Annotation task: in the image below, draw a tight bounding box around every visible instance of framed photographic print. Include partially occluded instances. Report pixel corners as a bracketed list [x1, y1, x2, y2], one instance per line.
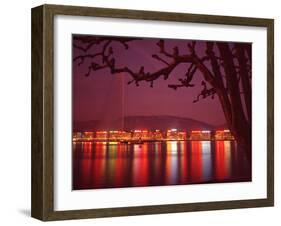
[31, 4, 274, 221]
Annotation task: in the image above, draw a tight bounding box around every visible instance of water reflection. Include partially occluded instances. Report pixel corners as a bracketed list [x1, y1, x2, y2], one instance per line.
[132, 143, 149, 186]
[201, 141, 212, 181]
[73, 141, 251, 190]
[215, 141, 231, 180]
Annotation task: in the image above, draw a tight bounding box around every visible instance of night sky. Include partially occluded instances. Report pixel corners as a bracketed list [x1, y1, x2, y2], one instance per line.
[73, 36, 229, 127]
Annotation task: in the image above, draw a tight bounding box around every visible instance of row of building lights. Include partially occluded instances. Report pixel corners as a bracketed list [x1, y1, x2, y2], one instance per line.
[73, 129, 234, 142]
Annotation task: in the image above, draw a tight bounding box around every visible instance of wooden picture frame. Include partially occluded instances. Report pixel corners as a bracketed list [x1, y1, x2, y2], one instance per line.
[31, 4, 274, 221]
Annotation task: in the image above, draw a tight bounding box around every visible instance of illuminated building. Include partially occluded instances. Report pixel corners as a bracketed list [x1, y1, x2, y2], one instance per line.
[96, 131, 108, 139]
[119, 131, 132, 140]
[190, 130, 211, 140]
[109, 131, 132, 140]
[166, 128, 178, 140]
[166, 129, 187, 140]
[72, 132, 83, 141]
[83, 132, 94, 139]
[153, 130, 163, 140]
[178, 132, 187, 140]
[108, 131, 119, 140]
[132, 130, 149, 140]
[73, 132, 82, 139]
[132, 130, 141, 139]
[141, 130, 149, 140]
[215, 130, 235, 140]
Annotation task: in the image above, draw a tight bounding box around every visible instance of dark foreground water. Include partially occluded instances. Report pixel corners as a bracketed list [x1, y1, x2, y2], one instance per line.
[73, 141, 251, 190]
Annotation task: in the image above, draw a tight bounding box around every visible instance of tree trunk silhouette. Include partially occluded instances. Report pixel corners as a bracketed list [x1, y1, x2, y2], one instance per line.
[216, 43, 251, 167]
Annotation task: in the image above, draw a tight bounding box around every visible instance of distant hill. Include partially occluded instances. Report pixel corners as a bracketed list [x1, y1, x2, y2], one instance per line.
[73, 115, 215, 132]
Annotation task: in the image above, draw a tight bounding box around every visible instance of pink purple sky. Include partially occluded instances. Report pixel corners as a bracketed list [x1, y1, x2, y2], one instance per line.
[73, 36, 230, 126]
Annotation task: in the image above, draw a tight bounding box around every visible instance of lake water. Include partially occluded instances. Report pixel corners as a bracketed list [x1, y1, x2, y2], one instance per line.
[73, 141, 251, 190]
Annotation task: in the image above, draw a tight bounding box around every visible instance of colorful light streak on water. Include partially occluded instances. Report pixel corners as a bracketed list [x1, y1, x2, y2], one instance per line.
[73, 141, 251, 190]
